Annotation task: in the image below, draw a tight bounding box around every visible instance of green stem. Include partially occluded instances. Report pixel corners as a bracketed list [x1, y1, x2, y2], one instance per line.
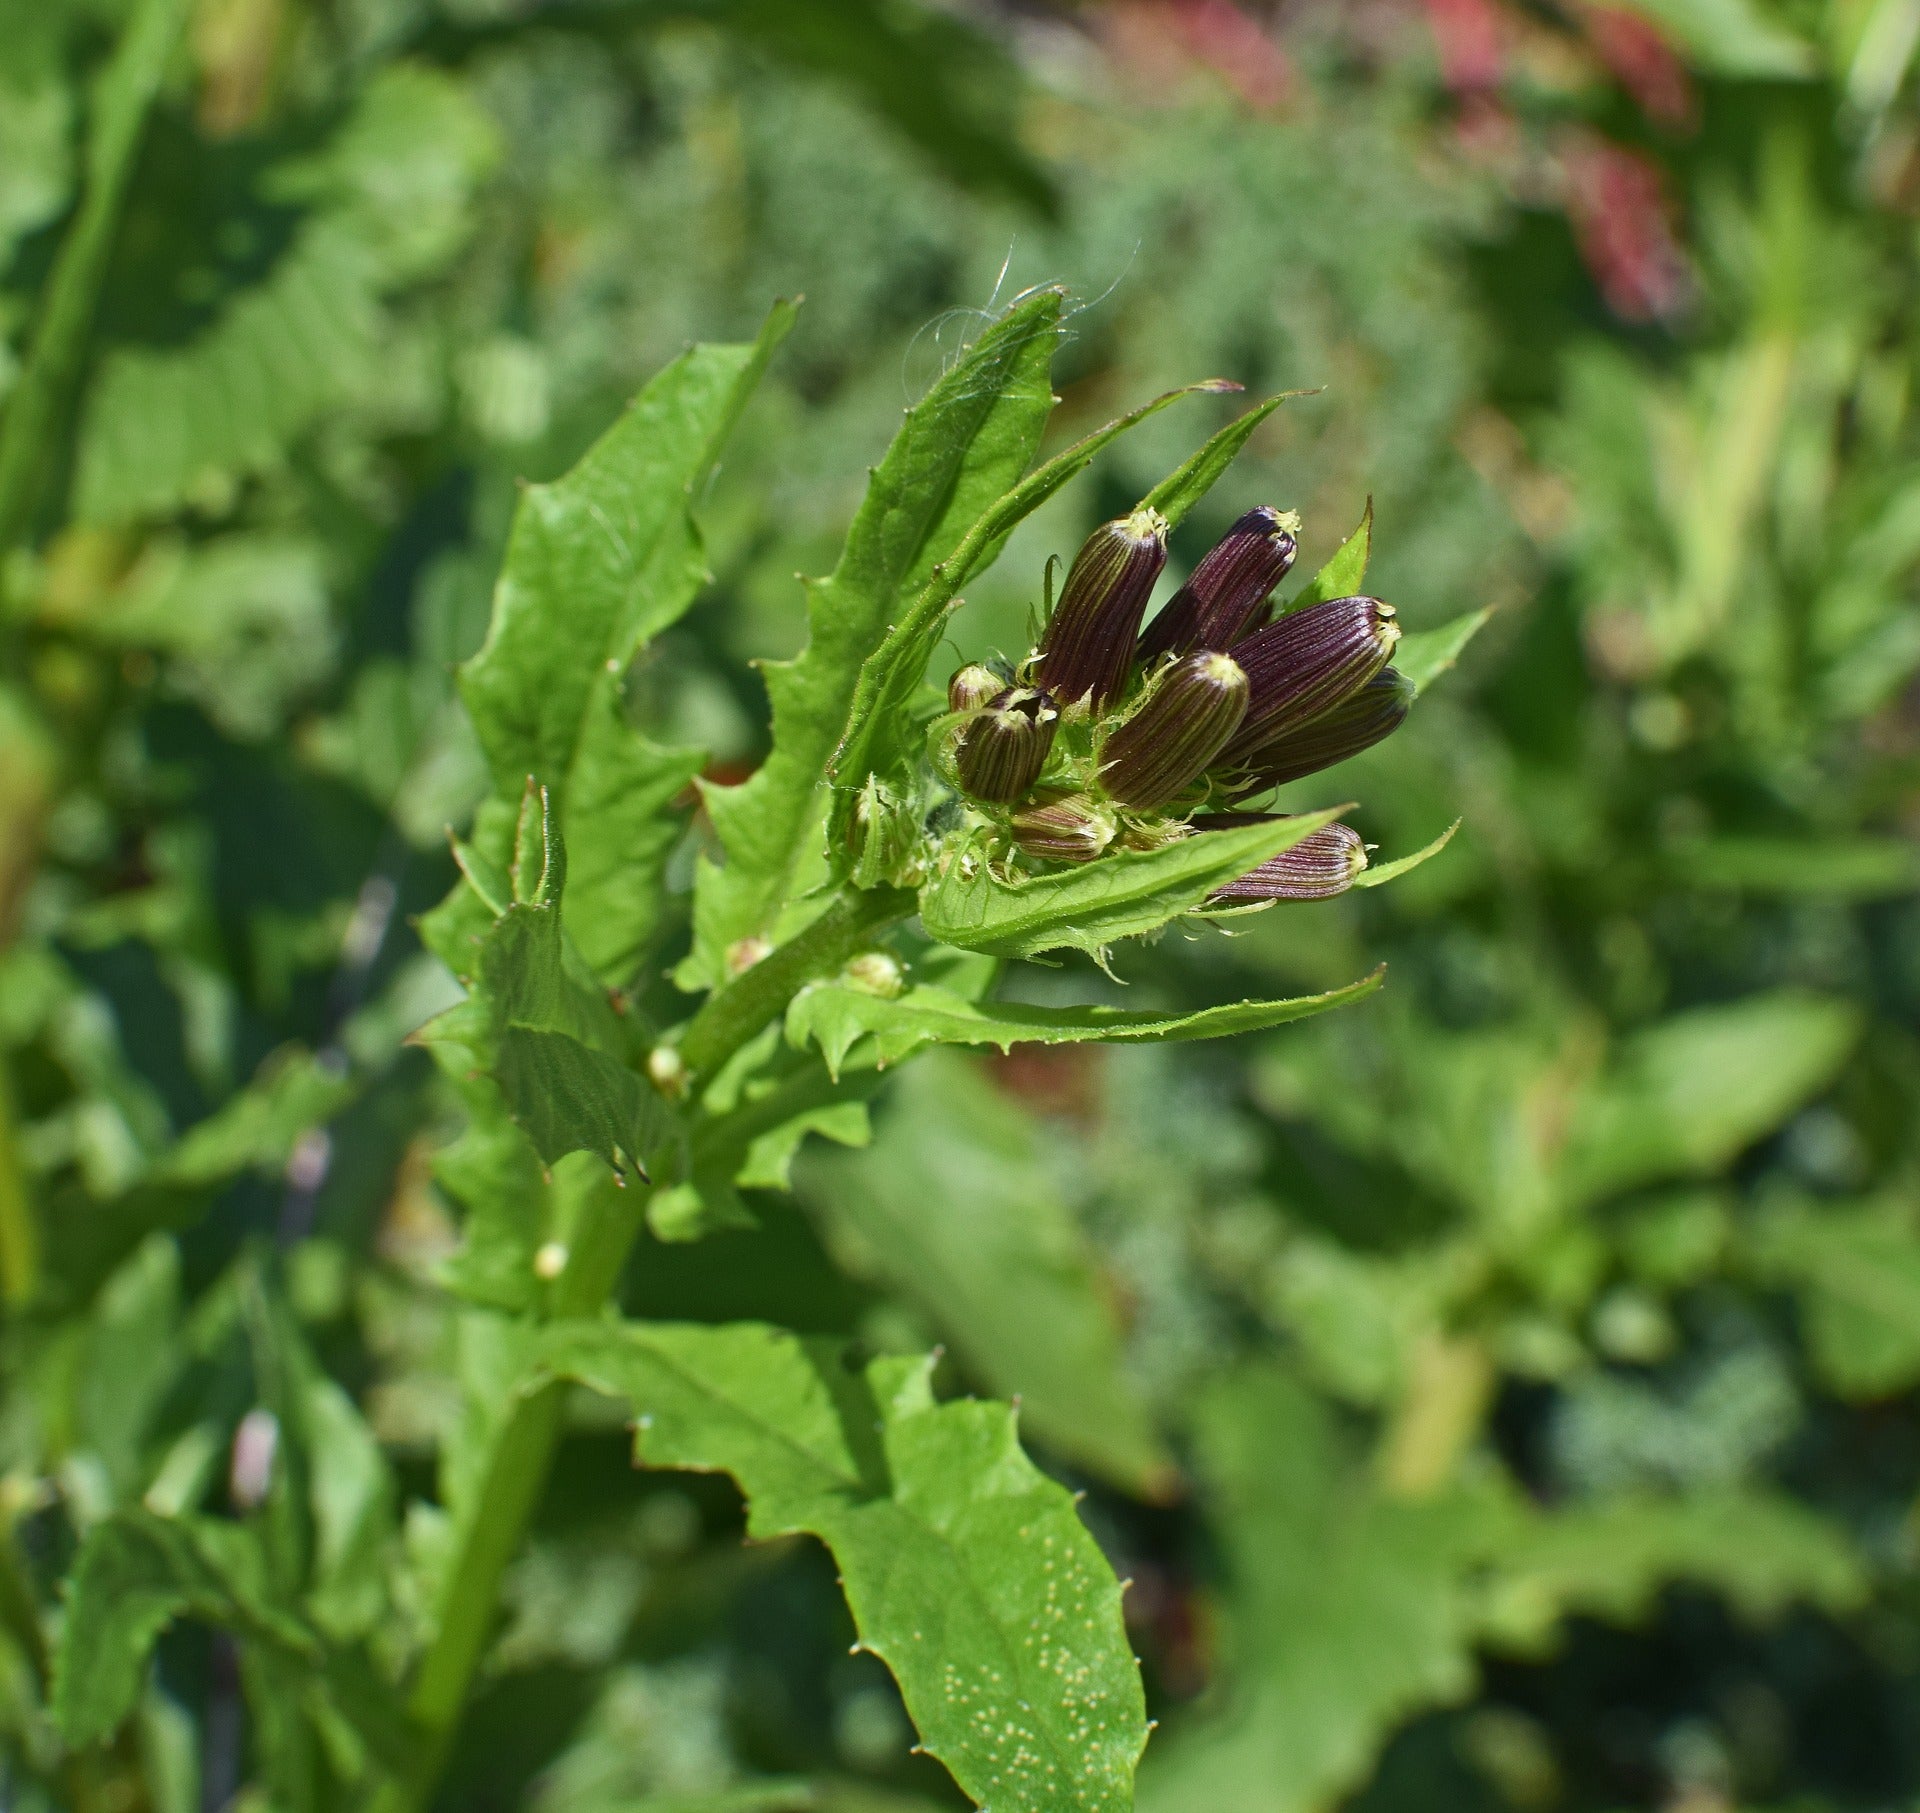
[374, 887, 911, 1813]
[0, 0, 190, 569]
[368, 1188, 646, 1813]
[674, 884, 916, 1090]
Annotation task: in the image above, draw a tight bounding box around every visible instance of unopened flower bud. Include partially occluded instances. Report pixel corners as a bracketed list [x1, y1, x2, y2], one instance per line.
[1010, 789, 1117, 864]
[1035, 509, 1168, 710]
[948, 663, 1003, 714]
[955, 686, 1056, 804]
[1098, 651, 1249, 809]
[1230, 667, 1414, 794]
[1222, 595, 1399, 764]
[1137, 507, 1299, 661]
[1196, 812, 1369, 901]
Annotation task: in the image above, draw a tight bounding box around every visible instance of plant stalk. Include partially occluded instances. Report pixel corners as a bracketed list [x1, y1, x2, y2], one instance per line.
[0, 0, 190, 571]
[674, 884, 916, 1089]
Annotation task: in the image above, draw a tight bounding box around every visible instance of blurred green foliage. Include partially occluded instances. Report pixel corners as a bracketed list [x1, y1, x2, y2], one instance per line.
[3, 1, 1919, 1811]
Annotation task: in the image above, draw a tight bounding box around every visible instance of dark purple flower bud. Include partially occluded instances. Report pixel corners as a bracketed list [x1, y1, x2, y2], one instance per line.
[1229, 667, 1414, 794]
[1195, 812, 1369, 901]
[948, 662, 1004, 715]
[1034, 508, 1168, 711]
[955, 686, 1056, 804]
[1221, 595, 1399, 765]
[1010, 789, 1117, 864]
[1098, 651, 1249, 809]
[1137, 507, 1299, 662]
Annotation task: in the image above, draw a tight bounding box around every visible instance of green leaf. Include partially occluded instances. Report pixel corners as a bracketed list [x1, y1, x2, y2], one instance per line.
[1284, 498, 1371, 613]
[801, 1055, 1174, 1495]
[543, 1318, 1149, 1813]
[917, 809, 1347, 959]
[1747, 1197, 1920, 1399]
[1139, 1368, 1495, 1813]
[1476, 1490, 1865, 1655]
[1139, 392, 1302, 526]
[74, 66, 499, 525]
[461, 306, 794, 980]
[826, 379, 1237, 868]
[433, 789, 678, 1181]
[1351, 820, 1461, 890]
[1559, 992, 1861, 1210]
[687, 289, 1065, 989]
[788, 968, 1385, 1078]
[1397, 607, 1492, 696]
[54, 1511, 315, 1746]
[149, 1046, 357, 1191]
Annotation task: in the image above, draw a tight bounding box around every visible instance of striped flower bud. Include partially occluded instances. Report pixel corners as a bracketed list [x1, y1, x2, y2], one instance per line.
[1098, 651, 1249, 809]
[1221, 595, 1399, 764]
[1137, 507, 1299, 662]
[1229, 667, 1414, 794]
[1195, 812, 1369, 901]
[948, 662, 1003, 715]
[1010, 789, 1117, 864]
[1034, 508, 1168, 711]
[954, 686, 1056, 804]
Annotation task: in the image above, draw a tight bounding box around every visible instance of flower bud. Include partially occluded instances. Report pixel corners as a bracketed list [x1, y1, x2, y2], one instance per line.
[1221, 595, 1399, 764]
[1195, 812, 1368, 901]
[1137, 507, 1299, 661]
[1098, 651, 1249, 809]
[948, 662, 1003, 715]
[1010, 789, 1117, 864]
[955, 686, 1056, 804]
[1229, 667, 1414, 794]
[1035, 508, 1168, 710]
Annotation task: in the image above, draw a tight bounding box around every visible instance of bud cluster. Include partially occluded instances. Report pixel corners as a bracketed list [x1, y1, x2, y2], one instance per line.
[938, 499, 1417, 902]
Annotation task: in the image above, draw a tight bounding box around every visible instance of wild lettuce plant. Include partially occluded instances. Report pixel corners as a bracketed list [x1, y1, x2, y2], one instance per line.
[33, 280, 1489, 1813]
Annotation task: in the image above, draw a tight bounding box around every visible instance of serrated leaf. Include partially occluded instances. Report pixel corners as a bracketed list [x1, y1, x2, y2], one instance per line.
[802, 1055, 1173, 1495]
[1747, 1197, 1920, 1399]
[461, 307, 794, 980]
[685, 289, 1066, 990]
[1397, 607, 1492, 695]
[788, 968, 1384, 1078]
[1351, 819, 1461, 890]
[1284, 498, 1371, 613]
[1559, 992, 1861, 1210]
[734, 1099, 872, 1191]
[917, 809, 1346, 959]
[431, 792, 678, 1182]
[1139, 392, 1301, 526]
[543, 1318, 1149, 1813]
[825, 379, 1238, 869]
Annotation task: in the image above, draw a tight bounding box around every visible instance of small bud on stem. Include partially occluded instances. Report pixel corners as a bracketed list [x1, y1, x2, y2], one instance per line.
[1099, 651, 1249, 809]
[1137, 506, 1298, 661]
[955, 686, 1057, 803]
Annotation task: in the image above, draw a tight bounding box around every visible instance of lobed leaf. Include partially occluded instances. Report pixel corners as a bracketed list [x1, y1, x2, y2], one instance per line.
[686, 290, 1065, 989]
[788, 968, 1384, 1078]
[917, 809, 1347, 959]
[543, 1318, 1149, 1813]
[462, 304, 794, 979]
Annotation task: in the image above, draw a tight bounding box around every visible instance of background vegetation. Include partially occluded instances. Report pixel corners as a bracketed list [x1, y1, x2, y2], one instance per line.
[3, 1, 1919, 1810]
